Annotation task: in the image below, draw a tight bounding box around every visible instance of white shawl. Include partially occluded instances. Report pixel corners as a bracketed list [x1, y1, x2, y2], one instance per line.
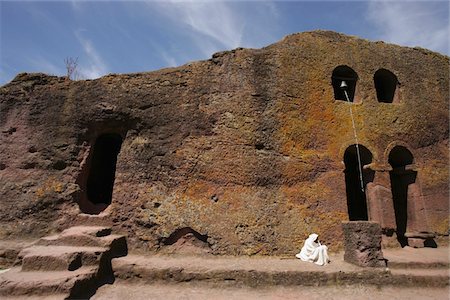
[296, 233, 329, 266]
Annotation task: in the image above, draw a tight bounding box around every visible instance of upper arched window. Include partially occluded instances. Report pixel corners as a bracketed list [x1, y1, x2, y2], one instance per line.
[332, 66, 358, 102]
[388, 145, 414, 169]
[374, 69, 399, 103]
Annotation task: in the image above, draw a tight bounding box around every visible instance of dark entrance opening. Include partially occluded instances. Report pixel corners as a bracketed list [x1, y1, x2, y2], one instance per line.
[344, 145, 374, 221]
[332, 66, 358, 102]
[374, 69, 398, 103]
[389, 146, 416, 247]
[85, 133, 123, 213]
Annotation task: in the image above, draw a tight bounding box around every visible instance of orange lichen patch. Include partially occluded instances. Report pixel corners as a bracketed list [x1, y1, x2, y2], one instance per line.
[285, 201, 347, 252]
[428, 216, 449, 236]
[281, 160, 318, 185]
[276, 99, 335, 154]
[280, 178, 347, 251]
[419, 160, 449, 189]
[180, 180, 219, 205]
[281, 181, 331, 206]
[35, 178, 64, 199]
[274, 66, 357, 161]
[327, 112, 352, 155]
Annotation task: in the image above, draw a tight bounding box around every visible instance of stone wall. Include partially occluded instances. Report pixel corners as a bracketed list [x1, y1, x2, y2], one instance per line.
[0, 31, 448, 255]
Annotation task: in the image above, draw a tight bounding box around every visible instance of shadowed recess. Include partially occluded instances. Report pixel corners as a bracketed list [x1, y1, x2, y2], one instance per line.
[332, 65, 358, 102]
[374, 69, 398, 103]
[86, 133, 123, 208]
[389, 146, 416, 247]
[163, 227, 209, 245]
[344, 145, 374, 221]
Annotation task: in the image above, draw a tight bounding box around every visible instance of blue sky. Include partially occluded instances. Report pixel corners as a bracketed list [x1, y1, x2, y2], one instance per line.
[1, 1, 449, 85]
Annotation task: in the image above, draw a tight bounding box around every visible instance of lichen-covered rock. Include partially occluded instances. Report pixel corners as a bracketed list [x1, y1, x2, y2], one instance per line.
[0, 31, 448, 255]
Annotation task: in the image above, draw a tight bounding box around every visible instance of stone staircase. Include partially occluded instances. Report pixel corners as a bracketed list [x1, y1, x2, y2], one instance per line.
[110, 247, 449, 289]
[383, 246, 450, 288]
[0, 226, 127, 299]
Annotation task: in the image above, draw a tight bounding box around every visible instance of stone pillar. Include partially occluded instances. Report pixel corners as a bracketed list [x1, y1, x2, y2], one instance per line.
[342, 221, 385, 267]
[407, 183, 429, 233]
[403, 182, 436, 248]
[366, 170, 396, 231]
[366, 184, 395, 228]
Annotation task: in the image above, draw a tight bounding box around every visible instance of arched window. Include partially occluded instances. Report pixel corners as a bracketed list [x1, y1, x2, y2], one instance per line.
[388, 146, 416, 246]
[332, 66, 358, 102]
[374, 69, 399, 103]
[344, 144, 374, 221]
[389, 145, 413, 168]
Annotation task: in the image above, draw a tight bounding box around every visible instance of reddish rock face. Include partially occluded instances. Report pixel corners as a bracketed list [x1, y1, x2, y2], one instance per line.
[342, 221, 385, 267]
[0, 31, 448, 254]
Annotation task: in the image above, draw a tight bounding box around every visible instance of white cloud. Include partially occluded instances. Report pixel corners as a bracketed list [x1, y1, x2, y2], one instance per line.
[75, 31, 109, 79]
[160, 52, 178, 68]
[70, 0, 83, 12]
[366, 1, 449, 54]
[153, 1, 243, 49]
[150, 1, 279, 57]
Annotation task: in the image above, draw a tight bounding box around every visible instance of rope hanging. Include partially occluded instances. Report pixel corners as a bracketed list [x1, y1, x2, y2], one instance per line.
[341, 81, 365, 192]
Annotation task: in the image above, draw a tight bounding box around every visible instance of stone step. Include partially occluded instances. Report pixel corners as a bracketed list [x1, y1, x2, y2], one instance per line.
[0, 266, 98, 298]
[112, 255, 449, 288]
[91, 281, 450, 300]
[103, 235, 128, 258]
[36, 232, 126, 250]
[387, 268, 450, 287]
[383, 246, 449, 269]
[18, 245, 107, 271]
[0, 240, 32, 269]
[60, 226, 112, 237]
[73, 214, 113, 227]
[0, 226, 129, 298]
[387, 261, 450, 269]
[390, 268, 450, 276]
[33, 225, 128, 259]
[33, 226, 112, 248]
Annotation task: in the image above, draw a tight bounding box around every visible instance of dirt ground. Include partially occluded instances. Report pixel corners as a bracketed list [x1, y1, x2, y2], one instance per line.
[92, 282, 450, 300]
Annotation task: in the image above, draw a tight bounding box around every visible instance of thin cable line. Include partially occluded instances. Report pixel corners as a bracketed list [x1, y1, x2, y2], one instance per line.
[343, 88, 365, 192]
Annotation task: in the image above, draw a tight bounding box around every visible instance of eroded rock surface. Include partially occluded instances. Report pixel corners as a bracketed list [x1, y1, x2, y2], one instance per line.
[0, 31, 448, 255]
[342, 221, 385, 267]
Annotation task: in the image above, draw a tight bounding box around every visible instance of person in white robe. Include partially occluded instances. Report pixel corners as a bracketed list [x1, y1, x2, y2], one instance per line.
[295, 233, 330, 266]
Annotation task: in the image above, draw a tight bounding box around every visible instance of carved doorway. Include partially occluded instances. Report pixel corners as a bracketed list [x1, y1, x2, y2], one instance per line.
[78, 133, 123, 214]
[344, 144, 375, 221]
[388, 146, 416, 246]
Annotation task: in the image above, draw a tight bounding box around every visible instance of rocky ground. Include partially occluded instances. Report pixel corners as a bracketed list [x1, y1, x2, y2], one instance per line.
[92, 283, 449, 300]
[2, 285, 448, 300]
[0, 228, 448, 299]
[100, 245, 449, 299]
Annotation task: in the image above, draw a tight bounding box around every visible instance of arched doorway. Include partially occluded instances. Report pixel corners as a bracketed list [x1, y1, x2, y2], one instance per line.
[344, 145, 375, 221]
[374, 69, 399, 103]
[388, 146, 416, 246]
[78, 133, 123, 214]
[332, 65, 359, 102]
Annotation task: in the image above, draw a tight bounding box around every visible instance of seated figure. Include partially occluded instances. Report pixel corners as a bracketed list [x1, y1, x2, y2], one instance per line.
[295, 233, 330, 266]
